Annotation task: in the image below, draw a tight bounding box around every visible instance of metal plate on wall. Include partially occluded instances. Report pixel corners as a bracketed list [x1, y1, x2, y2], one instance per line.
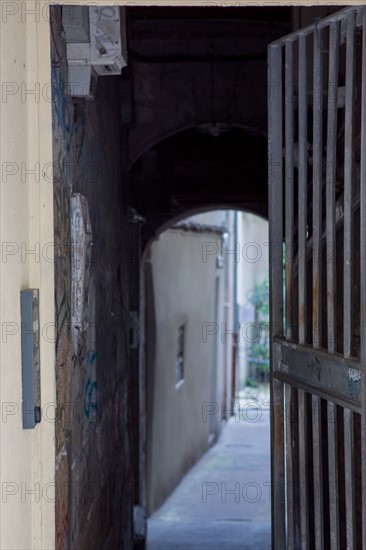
[20, 289, 41, 429]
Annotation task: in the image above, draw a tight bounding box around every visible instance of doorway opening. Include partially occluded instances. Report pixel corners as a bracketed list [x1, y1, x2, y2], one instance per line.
[141, 209, 270, 549]
[47, 5, 357, 550]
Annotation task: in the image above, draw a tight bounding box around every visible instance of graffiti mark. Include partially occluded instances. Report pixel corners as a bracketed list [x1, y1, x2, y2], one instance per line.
[54, 180, 71, 356]
[84, 351, 97, 420]
[51, 65, 74, 182]
[348, 367, 361, 399]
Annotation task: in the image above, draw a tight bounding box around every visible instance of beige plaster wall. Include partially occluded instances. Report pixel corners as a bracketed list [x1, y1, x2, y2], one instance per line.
[0, 5, 55, 549]
[146, 223, 232, 514]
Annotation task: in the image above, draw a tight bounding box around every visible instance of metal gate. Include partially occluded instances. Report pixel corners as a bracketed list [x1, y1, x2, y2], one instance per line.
[268, 7, 366, 549]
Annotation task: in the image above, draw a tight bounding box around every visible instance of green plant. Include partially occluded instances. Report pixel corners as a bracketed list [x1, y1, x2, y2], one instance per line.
[246, 375, 258, 388]
[247, 277, 269, 318]
[246, 276, 270, 377]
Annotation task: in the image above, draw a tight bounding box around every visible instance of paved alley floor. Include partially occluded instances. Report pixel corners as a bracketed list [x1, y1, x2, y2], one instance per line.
[147, 408, 271, 550]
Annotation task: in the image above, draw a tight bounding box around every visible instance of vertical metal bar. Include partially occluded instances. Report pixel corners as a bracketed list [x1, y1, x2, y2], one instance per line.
[325, 21, 340, 355]
[360, 7, 366, 549]
[298, 36, 308, 547]
[343, 9, 356, 360]
[273, 378, 285, 549]
[328, 400, 340, 549]
[268, 42, 286, 550]
[298, 34, 308, 346]
[286, 384, 295, 548]
[326, 25, 340, 548]
[312, 395, 324, 549]
[344, 408, 356, 549]
[343, 12, 357, 550]
[313, 25, 323, 350]
[284, 44, 297, 548]
[285, 39, 294, 342]
[312, 26, 325, 550]
[298, 389, 309, 549]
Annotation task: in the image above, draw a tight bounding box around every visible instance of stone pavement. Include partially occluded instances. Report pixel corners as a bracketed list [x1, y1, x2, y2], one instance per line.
[147, 409, 271, 549]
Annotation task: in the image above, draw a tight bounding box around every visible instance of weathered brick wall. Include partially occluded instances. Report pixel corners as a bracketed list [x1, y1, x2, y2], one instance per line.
[51, 8, 132, 549]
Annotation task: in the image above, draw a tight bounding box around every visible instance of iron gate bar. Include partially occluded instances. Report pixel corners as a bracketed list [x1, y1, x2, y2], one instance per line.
[312, 25, 325, 550]
[344, 407, 356, 549]
[268, 42, 286, 550]
[270, 7, 363, 47]
[285, 39, 294, 342]
[344, 9, 356, 361]
[285, 384, 296, 548]
[312, 394, 324, 550]
[343, 11, 357, 550]
[301, 190, 360, 270]
[328, 401, 340, 550]
[298, 389, 309, 549]
[326, 23, 341, 549]
[284, 38, 299, 549]
[326, 21, 340, 357]
[297, 34, 309, 550]
[312, 25, 324, 351]
[360, 7, 366, 549]
[276, 373, 361, 416]
[273, 340, 362, 412]
[269, 7, 366, 549]
[298, 34, 308, 348]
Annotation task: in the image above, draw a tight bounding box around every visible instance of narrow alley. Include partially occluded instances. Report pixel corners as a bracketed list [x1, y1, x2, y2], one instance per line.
[147, 410, 270, 550]
[2, 4, 366, 550]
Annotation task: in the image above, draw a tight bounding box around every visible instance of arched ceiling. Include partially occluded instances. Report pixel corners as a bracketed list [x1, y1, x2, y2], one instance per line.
[128, 127, 268, 244]
[123, 6, 292, 243]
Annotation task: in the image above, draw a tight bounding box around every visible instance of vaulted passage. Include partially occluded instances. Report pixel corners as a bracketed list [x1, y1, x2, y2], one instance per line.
[5, 4, 366, 550]
[50, 7, 291, 547]
[49, 5, 366, 549]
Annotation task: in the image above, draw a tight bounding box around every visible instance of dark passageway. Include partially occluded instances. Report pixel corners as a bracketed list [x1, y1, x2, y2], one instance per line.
[48, 5, 358, 550]
[2, 3, 363, 550]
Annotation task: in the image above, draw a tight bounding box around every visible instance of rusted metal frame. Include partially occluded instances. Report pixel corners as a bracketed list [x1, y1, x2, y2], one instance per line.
[298, 35, 308, 347]
[268, 42, 286, 550]
[285, 39, 295, 342]
[360, 7, 366, 548]
[273, 340, 361, 413]
[343, 11, 357, 550]
[267, 10, 364, 548]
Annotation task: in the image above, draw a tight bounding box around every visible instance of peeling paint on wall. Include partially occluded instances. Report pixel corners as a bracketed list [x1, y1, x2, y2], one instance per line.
[71, 193, 92, 354]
